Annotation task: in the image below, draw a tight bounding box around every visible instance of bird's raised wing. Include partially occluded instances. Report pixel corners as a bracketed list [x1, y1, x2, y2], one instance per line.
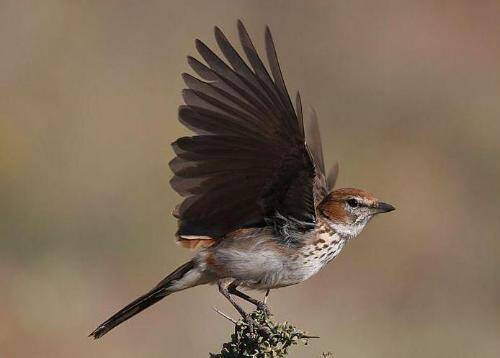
[170, 21, 325, 239]
[305, 108, 339, 204]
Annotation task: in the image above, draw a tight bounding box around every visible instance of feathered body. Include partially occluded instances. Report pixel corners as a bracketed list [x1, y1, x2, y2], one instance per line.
[90, 21, 394, 340]
[198, 221, 345, 290]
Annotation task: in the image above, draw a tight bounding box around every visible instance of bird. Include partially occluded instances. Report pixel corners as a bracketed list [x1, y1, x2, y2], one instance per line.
[90, 20, 395, 339]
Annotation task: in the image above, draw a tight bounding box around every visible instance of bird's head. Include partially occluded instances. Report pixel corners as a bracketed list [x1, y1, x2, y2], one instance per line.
[318, 188, 395, 238]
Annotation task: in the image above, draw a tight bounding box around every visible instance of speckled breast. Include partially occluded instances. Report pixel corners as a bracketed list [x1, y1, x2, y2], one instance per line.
[281, 224, 346, 286]
[302, 227, 345, 266]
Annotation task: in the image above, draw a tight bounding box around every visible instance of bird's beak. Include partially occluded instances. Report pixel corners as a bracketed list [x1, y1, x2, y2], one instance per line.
[375, 202, 395, 213]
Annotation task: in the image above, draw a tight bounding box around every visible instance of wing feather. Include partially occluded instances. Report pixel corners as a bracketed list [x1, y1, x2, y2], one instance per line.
[305, 108, 339, 204]
[171, 22, 325, 238]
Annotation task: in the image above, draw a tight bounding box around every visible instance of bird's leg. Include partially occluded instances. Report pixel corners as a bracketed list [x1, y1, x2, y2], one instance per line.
[264, 288, 270, 304]
[218, 280, 260, 335]
[227, 280, 271, 316]
[217, 280, 249, 320]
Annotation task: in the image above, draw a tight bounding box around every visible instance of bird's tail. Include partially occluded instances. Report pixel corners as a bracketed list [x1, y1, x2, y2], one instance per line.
[89, 260, 202, 339]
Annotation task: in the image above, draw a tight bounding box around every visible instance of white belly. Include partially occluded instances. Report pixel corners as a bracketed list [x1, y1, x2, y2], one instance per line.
[203, 229, 346, 290]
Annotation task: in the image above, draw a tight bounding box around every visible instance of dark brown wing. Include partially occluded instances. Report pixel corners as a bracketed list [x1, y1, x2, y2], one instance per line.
[170, 21, 319, 238]
[305, 107, 339, 205]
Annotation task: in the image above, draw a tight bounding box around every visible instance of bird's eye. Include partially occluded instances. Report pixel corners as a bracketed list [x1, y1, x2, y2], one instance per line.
[347, 199, 359, 208]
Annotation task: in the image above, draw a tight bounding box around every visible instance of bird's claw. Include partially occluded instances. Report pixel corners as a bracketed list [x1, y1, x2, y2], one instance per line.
[243, 314, 256, 335]
[243, 314, 271, 336]
[256, 302, 271, 316]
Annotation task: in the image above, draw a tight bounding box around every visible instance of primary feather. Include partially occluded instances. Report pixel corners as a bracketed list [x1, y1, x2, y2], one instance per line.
[171, 21, 332, 240]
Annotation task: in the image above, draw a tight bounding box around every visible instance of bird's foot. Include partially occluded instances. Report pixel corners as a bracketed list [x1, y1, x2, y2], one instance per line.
[242, 313, 256, 335]
[243, 313, 271, 337]
[256, 301, 271, 317]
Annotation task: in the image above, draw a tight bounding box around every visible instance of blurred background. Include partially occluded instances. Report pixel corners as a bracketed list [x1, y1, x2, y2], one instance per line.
[1, 0, 499, 357]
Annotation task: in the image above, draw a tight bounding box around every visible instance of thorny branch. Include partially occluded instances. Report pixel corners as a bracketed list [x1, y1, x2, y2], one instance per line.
[209, 308, 322, 358]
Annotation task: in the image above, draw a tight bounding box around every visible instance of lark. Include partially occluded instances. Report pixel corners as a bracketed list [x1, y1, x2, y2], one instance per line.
[90, 20, 394, 339]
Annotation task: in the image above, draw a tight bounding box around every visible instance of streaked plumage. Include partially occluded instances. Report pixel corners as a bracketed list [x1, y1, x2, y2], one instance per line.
[90, 21, 394, 340]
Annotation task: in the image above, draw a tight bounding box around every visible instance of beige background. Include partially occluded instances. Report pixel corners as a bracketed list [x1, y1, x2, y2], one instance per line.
[1, 1, 499, 357]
